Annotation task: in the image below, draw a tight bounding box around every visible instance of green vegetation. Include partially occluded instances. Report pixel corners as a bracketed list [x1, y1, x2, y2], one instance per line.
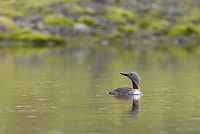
[0, 0, 200, 45]
[118, 25, 135, 34]
[105, 7, 138, 24]
[77, 16, 97, 26]
[74, 6, 95, 15]
[170, 25, 190, 36]
[44, 14, 74, 26]
[150, 20, 170, 34]
[0, 16, 17, 29]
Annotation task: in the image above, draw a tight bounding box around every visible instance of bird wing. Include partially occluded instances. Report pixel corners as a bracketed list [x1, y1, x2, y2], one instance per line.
[108, 87, 132, 95]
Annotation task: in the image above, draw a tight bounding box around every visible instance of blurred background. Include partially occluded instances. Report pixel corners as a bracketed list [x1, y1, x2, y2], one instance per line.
[0, 0, 200, 134]
[0, 0, 200, 45]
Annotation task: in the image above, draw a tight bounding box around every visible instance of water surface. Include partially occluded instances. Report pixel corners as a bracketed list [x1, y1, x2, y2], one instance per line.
[0, 44, 200, 134]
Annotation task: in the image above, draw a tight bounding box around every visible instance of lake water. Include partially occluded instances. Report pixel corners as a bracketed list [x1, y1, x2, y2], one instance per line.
[0, 42, 200, 134]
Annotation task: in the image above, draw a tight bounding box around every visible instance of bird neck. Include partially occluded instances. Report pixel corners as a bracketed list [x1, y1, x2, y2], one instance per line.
[132, 80, 139, 89]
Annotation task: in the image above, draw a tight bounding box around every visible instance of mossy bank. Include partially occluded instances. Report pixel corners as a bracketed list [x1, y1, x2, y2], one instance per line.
[0, 0, 200, 45]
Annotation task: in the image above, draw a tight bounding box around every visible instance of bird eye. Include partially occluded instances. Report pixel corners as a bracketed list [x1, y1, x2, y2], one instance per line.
[130, 73, 132, 75]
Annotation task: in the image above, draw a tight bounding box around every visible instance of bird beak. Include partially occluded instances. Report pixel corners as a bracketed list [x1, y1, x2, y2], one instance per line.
[120, 73, 128, 76]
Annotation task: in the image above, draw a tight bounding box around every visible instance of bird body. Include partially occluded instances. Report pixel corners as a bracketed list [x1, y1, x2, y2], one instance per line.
[108, 72, 143, 95]
[109, 87, 142, 95]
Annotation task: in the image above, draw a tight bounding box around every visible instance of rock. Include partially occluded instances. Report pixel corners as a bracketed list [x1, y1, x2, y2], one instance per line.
[0, 25, 8, 32]
[73, 23, 90, 32]
[173, 36, 187, 46]
[101, 40, 109, 46]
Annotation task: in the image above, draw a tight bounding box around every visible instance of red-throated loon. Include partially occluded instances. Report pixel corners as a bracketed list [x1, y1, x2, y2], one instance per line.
[108, 72, 142, 95]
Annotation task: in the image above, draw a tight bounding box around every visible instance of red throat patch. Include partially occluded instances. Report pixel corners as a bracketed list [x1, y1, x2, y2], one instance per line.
[132, 80, 139, 89]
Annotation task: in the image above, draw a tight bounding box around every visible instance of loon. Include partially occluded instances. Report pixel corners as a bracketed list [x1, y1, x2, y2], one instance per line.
[108, 72, 142, 95]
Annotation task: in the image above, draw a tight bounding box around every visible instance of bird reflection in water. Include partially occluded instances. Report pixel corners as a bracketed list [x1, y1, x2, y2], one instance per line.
[112, 95, 142, 115]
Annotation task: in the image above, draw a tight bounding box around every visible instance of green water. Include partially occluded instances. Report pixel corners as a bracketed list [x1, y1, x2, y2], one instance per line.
[0, 44, 200, 134]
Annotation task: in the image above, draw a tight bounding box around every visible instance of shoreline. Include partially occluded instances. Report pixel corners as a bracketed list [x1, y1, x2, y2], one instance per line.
[0, 0, 200, 45]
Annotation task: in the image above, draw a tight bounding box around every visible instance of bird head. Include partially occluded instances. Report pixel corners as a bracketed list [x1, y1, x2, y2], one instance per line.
[120, 72, 140, 89]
